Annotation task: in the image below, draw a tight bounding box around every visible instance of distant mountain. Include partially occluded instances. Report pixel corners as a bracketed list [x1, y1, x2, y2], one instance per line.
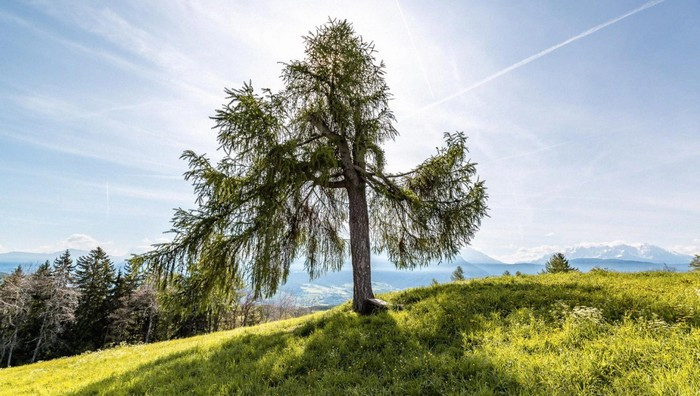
[350, 247, 501, 272]
[531, 243, 692, 265]
[461, 247, 503, 264]
[0, 249, 130, 273]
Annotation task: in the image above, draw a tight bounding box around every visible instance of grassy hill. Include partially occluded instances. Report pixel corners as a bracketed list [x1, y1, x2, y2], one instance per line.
[2, 271, 699, 395]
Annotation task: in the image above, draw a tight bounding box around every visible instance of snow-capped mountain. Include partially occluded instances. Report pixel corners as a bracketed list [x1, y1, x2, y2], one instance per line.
[461, 247, 503, 264]
[532, 242, 692, 264]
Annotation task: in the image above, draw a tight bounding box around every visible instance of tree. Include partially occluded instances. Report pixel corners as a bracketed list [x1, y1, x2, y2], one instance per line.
[106, 259, 143, 344]
[451, 266, 465, 281]
[74, 247, 116, 350]
[28, 254, 79, 362]
[690, 255, 700, 271]
[0, 267, 31, 367]
[157, 268, 245, 338]
[545, 253, 577, 273]
[109, 282, 159, 344]
[140, 20, 488, 314]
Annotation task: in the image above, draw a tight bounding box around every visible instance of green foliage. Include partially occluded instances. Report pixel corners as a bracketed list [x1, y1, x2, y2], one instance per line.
[690, 255, 700, 271]
[139, 19, 488, 309]
[74, 247, 116, 350]
[157, 269, 246, 338]
[2, 249, 306, 368]
[545, 252, 577, 273]
[451, 265, 465, 281]
[2, 272, 699, 395]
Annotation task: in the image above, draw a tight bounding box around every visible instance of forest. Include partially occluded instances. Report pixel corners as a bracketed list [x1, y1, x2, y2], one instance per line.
[0, 248, 311, 367]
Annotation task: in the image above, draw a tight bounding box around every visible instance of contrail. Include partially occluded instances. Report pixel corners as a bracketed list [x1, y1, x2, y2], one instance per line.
[402, 0, 666, 120]
[395, 0, 436, 98]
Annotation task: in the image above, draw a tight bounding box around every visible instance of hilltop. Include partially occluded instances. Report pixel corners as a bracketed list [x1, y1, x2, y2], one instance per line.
[1, 271, 699, 395]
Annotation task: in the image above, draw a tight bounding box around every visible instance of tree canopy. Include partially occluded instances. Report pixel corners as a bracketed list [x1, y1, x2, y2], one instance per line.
[545, 253, 577, 273]
[140, 19, 488, 313]
[690, 255, 700, 271]
[451, 266, 465, 281]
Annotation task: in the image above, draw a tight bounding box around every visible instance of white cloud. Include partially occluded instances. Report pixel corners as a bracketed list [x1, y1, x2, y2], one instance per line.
[494, 245, 562, 264]
[37, 234, 124, 256]
[671, 243, 700, 256]
[1, 1, 696, 262]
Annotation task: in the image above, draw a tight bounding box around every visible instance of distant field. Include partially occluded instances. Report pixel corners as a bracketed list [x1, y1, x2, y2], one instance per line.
[2, 258, 692, 306]
[1, 271, 699, 395]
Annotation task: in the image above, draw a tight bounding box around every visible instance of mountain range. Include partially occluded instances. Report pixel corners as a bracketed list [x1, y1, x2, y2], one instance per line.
[527, 242, 693, 265]
[0, 249, 130, 273]
[0, 242, 693, 276]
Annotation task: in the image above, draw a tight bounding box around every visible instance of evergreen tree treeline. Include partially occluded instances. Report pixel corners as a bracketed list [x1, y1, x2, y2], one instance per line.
[0, 247, 299, 368]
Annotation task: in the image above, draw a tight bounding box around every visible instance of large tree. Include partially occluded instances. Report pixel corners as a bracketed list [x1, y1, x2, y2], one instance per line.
[141, 20, 488, 314]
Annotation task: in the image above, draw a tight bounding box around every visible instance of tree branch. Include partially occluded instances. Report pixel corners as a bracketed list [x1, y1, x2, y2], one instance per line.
[309, 114, 359, 186]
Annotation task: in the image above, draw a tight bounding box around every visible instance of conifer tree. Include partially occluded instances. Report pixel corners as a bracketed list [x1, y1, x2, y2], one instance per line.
[545, 253, 577, 273]
[451, 266, 465, 281]
[140, 20, 488, 314]
[74, 247, 116, 350]
[53, 250, 75, 288]
[106, 261, 145, 344]
[28, 256, 79, 362]
[27, 261, 52, 361]
[690, 255, 700, 271]
[109, 282, 159, 344]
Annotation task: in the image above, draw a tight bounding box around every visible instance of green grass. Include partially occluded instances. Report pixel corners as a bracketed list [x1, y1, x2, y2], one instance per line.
[2, 271, 700, 395]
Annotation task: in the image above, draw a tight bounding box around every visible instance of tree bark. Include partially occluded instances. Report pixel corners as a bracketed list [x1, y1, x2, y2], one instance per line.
[145, 311, 153, 344]
[31, 315, 47, 363]
[347, 183, 375, 314]
[7, 328, 17, 368]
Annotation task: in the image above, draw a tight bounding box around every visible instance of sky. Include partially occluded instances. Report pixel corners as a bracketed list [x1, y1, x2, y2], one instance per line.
[0, 0, 698, 263]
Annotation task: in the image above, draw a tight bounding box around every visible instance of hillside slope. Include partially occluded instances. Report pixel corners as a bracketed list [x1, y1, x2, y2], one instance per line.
[2, 271, 699, 395]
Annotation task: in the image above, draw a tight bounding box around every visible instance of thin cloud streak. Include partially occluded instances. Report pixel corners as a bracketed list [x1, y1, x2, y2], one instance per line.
[401, 0, 666, 121]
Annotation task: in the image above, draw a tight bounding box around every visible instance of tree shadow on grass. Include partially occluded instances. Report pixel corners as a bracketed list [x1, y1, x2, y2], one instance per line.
[71, 275, 698, 395]
[71, 310, 525, 395]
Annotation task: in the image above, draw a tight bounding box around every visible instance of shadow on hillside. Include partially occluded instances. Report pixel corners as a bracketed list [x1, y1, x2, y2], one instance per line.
[70, 276, 698, 395]
[70, 310, 525, 395]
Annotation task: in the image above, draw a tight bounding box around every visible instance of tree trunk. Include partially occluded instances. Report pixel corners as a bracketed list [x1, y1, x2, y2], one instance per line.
[347, 183, 375, 314]
[32, 314, 50, 363]
[145, 311, 153, 344]
[7, 328, 18, 368]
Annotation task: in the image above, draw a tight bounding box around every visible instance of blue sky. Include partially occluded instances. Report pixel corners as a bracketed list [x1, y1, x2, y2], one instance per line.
[0, 0, 698, 262]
